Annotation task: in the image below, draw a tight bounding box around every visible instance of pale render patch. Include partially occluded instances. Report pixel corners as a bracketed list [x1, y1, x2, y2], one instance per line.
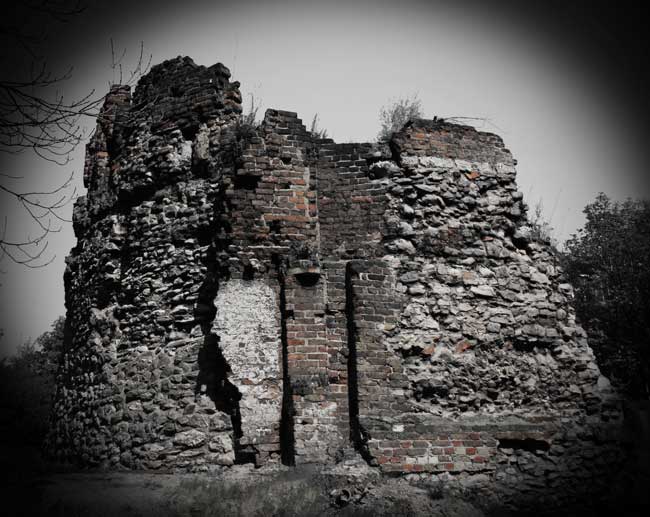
[212, 280, 282, 445]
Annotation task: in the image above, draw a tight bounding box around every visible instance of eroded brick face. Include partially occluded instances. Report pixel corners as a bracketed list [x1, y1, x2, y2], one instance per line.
[48, 57, 623, 503]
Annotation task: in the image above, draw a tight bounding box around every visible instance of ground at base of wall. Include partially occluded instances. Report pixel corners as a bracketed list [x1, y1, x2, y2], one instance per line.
[3, 461, 649, 517]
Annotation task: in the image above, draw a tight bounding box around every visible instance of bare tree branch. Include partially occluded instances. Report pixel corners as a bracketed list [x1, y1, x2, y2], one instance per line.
[1, 3, 151, 268]
[0, 171, 77, 267]
[110, 40, 152, 88]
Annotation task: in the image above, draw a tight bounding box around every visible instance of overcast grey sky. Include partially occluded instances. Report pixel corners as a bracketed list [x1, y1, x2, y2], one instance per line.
[1, 0, 649, 356]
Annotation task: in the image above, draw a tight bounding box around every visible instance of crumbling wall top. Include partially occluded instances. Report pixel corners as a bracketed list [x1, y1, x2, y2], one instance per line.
[392, 118, 514, 164]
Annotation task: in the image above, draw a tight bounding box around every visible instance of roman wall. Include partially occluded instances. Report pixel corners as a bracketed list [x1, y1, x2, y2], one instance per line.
[47, 56, 625, 508]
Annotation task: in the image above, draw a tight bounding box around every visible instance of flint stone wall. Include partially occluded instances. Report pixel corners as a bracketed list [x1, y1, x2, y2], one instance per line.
[48, 56, 624, 507]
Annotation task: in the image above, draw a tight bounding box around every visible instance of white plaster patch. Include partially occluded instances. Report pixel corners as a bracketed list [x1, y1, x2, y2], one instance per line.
[213, 280, 282, 444]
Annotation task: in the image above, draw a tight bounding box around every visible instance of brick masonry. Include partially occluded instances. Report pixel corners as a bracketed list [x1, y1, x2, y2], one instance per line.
[47, 57, 625, 507]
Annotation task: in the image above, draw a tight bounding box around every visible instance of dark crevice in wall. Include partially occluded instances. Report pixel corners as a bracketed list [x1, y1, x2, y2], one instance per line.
[235, 445, 258, 465]
[388, 138, 402, 167]
[195, 332, 247, 462]
[180, 123, 199, 141]
[194, 268, 219, 325]
[277, 263, 296, 466]
[233, 174, 261, 190]
[195, 263, 252, 466]
[498, 438, 551, 452]
[242, 263, 255, 281]
[192, 159, 210, 179]
[345, 262, 373, 465]
[513, 339, 552, 353]
[295, 271, 320, 287]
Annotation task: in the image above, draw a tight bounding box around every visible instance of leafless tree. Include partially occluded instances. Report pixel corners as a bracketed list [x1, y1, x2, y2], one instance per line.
[0, 3, 150, 267]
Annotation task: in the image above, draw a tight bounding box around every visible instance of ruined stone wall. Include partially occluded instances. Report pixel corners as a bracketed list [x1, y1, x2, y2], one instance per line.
[342, 122, 623, 507]
[48, 56, 624, 506]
